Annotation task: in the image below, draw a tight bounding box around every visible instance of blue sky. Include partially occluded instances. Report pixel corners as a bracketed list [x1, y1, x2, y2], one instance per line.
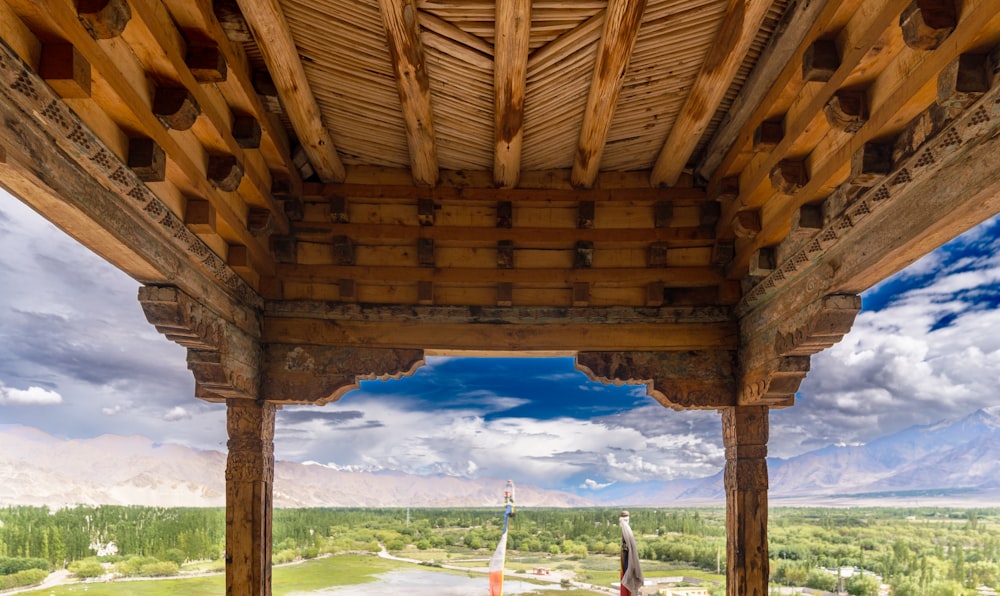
[1, 188, 998, 494]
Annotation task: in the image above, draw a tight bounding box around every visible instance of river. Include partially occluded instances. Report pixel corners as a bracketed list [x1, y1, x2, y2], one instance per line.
[289, 569, 548, 595]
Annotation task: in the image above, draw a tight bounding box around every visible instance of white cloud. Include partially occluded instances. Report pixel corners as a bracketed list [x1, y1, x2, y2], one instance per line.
[163, 406, 192, 421]
[102, 404, 124, 416]
[580, 478, 615, 490]
[0, 382, 63, 405]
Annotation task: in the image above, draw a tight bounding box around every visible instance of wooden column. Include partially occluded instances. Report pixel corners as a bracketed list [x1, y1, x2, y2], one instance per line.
[225, 399, 275, 596]
[722, 405, 769, 596]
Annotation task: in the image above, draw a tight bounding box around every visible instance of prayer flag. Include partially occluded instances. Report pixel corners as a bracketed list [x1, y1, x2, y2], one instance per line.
[489, 480, 515, 596]
[620, 511, 643, 595]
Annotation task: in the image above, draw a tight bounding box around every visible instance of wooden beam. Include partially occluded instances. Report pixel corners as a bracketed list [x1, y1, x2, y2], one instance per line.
[160, 0, 301, 191]
[264, 318, 738, 352]
[651, 0, 774, 187]
[379, 0, 439, 187]
[570, 0, 646, 188]
[277, 264, 724, 286]
[235, 0, 345, 182]
[731, 0, 1000, 278]
[577, 350, 738, 409]
[305, 181, 706, 203]
[697, 0, 835, 180]
[493, 0, 531, 188]
[295, 223, 713, 246]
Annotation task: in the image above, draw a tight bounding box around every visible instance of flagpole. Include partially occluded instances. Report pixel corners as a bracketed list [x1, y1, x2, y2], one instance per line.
[489, 480, 515, 596]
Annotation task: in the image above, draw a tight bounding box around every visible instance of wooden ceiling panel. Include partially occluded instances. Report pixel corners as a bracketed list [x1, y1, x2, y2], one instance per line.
[282, 0, 411, 169]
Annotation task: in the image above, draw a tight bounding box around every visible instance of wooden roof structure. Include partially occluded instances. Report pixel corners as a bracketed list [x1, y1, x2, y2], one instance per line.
[2, 0, 1000, 594]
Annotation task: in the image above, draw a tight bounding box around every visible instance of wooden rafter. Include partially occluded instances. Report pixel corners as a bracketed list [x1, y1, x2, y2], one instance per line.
[697, 0, 836, 181]
[235, 0, 346, 182]
[493, 0, 531, 188]
[570, 0, 647, 189]
[6, 0, 275, 274]
[728, 0, 998, 277]
[650, 0, 775, 187]
[379, 0, 439, 187]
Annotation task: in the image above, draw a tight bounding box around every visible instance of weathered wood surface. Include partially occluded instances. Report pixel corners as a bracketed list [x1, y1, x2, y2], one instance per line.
[264, 318, 738, 352]
[234, 0, 345, 182]
[493, 0, 531, 188]
[139, 286, 261, 401]
[262, 346, 424, 403]
[0, 36, 261, 322]
[577, 350, 738, 409]
[571, 0, 646, 188]
[723, 406, 769, 596]
[651, 0, 776, 187]
[379, 0, 439, 187]
[225, 399, 274, 596]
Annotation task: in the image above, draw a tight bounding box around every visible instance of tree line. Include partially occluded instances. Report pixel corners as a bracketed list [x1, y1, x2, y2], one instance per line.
[2, 505, 999, 595]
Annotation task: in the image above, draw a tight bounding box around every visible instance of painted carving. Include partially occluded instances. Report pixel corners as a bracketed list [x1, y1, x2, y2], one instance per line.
[740, 295, 860, 406]
[575, 351, 738, 409]
[139, 286, 262, 401]
[226, 400, 275, 483]
[261, 345, 424, 404]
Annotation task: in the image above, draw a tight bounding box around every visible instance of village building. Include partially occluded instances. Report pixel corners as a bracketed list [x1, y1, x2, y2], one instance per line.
[1, 0, 999, 595]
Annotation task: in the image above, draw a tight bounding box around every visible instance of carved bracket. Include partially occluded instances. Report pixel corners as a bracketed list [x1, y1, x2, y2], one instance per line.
[739, 294, 860, 406]
[139, 285, 261, 401]
[261, 345, 424, 404]
[575, 350, 738, 410]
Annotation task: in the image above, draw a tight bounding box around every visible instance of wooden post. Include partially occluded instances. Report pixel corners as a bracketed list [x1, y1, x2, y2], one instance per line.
[226, 399, 275, 596]
[722, 405, 769, 596]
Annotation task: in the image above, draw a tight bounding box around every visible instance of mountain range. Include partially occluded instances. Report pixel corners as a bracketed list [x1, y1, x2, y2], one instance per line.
[3, 406, 1000, 509]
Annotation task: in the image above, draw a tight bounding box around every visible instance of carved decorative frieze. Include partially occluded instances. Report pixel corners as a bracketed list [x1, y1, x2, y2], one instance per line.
[139, 286, 261, 401]
[261, 345, 424, 404]
[575, 350, 738, 409]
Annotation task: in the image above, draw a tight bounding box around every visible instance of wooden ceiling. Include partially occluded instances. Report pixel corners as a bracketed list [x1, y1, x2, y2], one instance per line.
[2, 0, 1000, 357]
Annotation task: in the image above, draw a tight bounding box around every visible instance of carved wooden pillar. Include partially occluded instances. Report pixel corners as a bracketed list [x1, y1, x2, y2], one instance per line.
[226, 399, 275, 596]
[138, 285, 272, 596]
[722, 405, 769, 596]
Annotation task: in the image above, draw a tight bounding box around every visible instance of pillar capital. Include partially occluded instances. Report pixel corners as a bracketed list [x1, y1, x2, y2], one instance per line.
[261, 345, 424, 404]
[139, 285, 262, 401]
[575, 350, 737, 409]
[225, 399, 276, 482]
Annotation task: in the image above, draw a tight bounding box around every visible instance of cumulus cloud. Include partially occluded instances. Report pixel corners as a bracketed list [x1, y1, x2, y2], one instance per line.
[3, 184, 999, 494]
[163, 406, 192, 421]
[0, 382, 63, 405]
[771, 215, 1000, 458]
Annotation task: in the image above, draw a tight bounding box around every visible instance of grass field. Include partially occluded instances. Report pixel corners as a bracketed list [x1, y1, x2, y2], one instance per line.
[14, 551, 719, 595]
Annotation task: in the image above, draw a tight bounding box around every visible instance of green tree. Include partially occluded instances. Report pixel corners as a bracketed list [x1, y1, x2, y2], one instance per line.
[805, 568, 837, 591]
[845, 573, 880, 596]
[68, 558, 104, 579]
